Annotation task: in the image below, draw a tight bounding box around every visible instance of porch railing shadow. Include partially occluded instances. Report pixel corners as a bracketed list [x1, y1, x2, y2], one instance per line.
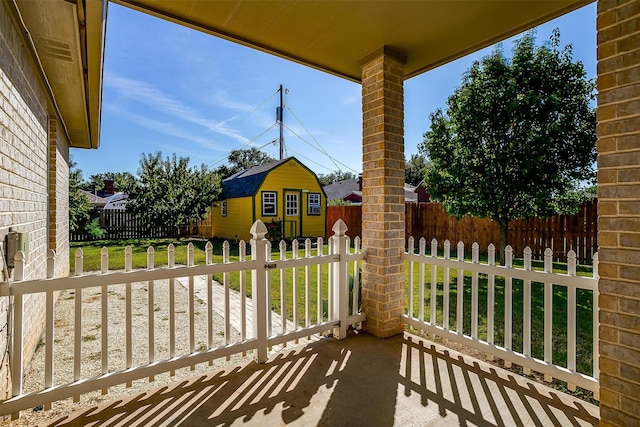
[42, 332, 598, 426]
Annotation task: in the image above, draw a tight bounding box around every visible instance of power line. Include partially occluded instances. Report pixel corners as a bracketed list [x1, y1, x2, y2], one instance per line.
[286, 106, 346, 172]
[285, 147, 342, 173]
[208, 123, 278, 169]
[200, 89, 279, 156]
[205, 88, 360, 175]
[283, 124, 359, 174]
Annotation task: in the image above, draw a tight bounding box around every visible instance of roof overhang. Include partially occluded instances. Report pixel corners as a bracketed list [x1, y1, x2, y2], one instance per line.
[13, 0, 106, 149]
[112, 0, 592, 82]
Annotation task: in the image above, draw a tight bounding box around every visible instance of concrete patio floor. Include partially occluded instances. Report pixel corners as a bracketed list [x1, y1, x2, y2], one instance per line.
[42, 331, 599, 426]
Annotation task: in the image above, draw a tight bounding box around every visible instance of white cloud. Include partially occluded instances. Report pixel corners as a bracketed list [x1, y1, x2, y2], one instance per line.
[103, 102, 227, 151]
[104, 71, 251, 145]
[341, 95, 358, 105]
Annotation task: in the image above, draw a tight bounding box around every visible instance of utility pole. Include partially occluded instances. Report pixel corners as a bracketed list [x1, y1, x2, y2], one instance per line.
[277, 84, 284, 160]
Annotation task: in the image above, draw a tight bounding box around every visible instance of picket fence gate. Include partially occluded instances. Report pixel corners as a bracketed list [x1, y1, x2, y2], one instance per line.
[1, 220, 364, 419]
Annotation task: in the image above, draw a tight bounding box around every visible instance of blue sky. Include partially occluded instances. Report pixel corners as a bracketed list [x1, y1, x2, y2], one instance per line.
[72, 3, 596, 179]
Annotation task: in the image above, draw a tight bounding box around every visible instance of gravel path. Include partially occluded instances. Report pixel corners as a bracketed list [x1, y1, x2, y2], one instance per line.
[1, 274, 255, 426]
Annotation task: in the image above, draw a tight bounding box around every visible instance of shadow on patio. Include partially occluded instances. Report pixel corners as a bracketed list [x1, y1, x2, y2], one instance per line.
[43, 331, 599, 426]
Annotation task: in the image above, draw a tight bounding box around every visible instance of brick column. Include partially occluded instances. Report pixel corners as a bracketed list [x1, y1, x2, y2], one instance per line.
[360, 47, 406, 338]
[48, 117, 58, 253]
[47, 117, 70, 277]
[596, 1, 640, 425]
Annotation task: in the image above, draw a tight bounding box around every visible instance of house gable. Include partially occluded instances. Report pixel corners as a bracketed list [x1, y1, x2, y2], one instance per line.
[221, 157, 326, 200]
[220, 158, 289, 199]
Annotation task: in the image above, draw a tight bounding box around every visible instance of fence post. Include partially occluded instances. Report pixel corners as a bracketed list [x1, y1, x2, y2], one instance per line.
[147, 246, 155, 380]
[206, 241, 213, 352]
[471, 242, 479, 340]
[544, 247, 554, 383]
[45, 250, 56, 408]
[168, 244, 176, 374]
[73, 248, 83, 401]
[487, 243, 496, 358]
[456, 242, 465, 335]
[332, 219, 349, 339]
[523, 246, 532, 375]
[430, 238, 438, 325]
[443, 240, 451, 332]
[250, 220, 269, 363]
[100, 247, 109, 393]
[316, 237, 324, 324]
[10, 251, 24, 419]
[239, 240, 247, 348]
[407, 237, 414, 318]
[504, 245, 513, 368]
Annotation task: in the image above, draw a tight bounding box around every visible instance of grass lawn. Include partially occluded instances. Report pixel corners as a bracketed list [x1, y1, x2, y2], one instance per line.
[70, 238, 214, 271]
[72, 238, 596, 379]
[71, 238, 332, 325]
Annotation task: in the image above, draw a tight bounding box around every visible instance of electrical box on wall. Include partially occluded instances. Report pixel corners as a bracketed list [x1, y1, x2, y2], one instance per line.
[6, 231, 28, 268]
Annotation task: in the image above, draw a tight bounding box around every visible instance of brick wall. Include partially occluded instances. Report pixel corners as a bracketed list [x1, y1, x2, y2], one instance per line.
[596, 0, 640, 425]
[360, 47, 406, 338]
[0, 1, 70, 399]
[49, 118, 70, 278]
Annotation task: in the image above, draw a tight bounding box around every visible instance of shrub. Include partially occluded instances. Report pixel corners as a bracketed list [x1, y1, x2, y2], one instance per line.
[85, 218, 106, 239]
[266, 217, 283, 243]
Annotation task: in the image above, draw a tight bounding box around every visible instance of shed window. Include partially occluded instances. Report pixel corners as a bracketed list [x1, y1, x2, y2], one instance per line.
[308, 193, 321, 215]
[262, 192, 277, 216]
[285, 193, 298, 216]
[221, 200, 227, 217]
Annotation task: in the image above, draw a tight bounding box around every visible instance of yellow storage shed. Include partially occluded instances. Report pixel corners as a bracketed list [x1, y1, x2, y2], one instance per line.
[210, 157, 327, 242]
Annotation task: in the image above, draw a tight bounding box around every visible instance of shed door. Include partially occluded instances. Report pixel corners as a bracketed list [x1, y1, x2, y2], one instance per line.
[284, 191, 301, 238]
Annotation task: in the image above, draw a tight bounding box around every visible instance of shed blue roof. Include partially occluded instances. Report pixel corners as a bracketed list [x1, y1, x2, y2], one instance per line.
[221, 158, 290, 199]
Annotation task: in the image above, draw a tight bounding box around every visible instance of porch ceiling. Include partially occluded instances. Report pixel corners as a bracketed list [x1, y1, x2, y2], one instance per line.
[113, 0, 592, 82]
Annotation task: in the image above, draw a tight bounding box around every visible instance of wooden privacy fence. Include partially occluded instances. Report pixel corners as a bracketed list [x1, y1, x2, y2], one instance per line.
[70, 211, 176, 241]
[326, 205, 362, 241]
[328, 200, 597, 264]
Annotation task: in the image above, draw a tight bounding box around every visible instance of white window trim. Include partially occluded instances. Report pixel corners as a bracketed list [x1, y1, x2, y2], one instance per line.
[262, 191, 277, 216]
[307, 193, 321, 215]
[285, 193, 298, 217]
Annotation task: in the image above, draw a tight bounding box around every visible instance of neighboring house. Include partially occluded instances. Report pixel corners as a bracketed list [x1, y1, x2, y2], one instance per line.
[403, 183, 418, 203]
[80, 193, 127, 212]
[414, 182, 431, 203]
[209, 157, 326, 241]
[324, 178, 418, 203]
[103, 192, 127, 211]
[81, 180, 127, 211]
[323, 178, 362, 203]
[80, 190, 109, 210]
[0, 0, 104, 399]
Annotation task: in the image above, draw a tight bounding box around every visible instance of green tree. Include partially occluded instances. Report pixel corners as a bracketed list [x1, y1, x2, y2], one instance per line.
[317, 170, 357, 187]
[126, 152, 222, 235]
[69, 160, 91, 232]
[419, 30, 596, 260]
[216, 148, 275, 178]
[405, 154, 429, 186]
[82, 171, 136, 193]
[328, 199, 354, 207]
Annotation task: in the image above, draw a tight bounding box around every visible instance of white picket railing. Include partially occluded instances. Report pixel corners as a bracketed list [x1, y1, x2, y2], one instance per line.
[0, 219, 364, 418]
[402, 238, 599, 398]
